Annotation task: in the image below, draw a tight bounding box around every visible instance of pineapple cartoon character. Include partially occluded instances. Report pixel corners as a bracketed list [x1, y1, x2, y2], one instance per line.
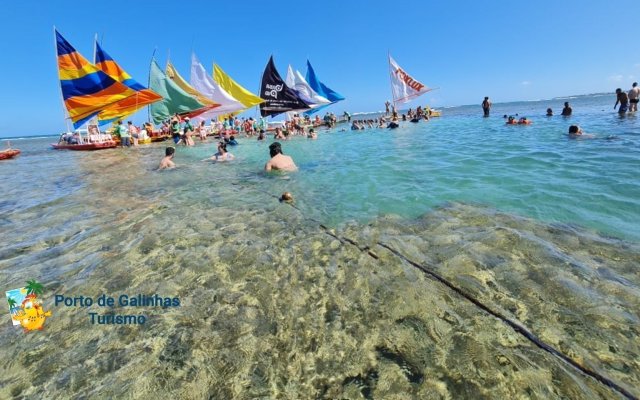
[13, 294, 52, 332]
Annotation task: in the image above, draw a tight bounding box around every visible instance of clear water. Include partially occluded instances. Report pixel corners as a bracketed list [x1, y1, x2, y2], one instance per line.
[0, 94, 639, 399]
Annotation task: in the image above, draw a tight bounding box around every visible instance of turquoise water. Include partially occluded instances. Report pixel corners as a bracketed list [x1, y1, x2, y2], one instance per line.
[0, 94, 639, 398]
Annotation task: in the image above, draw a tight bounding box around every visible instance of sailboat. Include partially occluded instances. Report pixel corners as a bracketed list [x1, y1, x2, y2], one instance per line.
[259, 56, 310, 117]
[93, 42, 162, 127]
[388, 54, 434, 122]
[213, 63, 264, 109]
[189, 53, 245, 119]
[0, 142, 20, 160]
[304, 60, 345, 115]
[149, 59, 218, 125]
[285, 65, 331, 108]
[53, 29, 134, 150]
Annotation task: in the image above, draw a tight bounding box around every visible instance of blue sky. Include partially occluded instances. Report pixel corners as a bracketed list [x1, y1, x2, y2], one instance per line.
[0, 0, 638, 137]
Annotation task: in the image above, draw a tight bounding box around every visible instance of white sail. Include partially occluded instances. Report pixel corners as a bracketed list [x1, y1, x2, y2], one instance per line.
[190, 53, 245, 118]
[389, 55, 433, 104]
[286, 65, 331, 108]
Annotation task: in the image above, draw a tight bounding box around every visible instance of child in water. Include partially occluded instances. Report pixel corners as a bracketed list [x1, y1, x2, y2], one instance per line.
[568, 125, 594, 139]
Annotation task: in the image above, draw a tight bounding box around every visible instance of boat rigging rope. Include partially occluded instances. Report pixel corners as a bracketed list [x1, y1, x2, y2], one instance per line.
[229, 181, 637, 400]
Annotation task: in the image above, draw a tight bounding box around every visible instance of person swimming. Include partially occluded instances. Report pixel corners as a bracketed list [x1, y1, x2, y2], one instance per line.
[546, 108, 553, 116]
[208, 142, 235, 161]
[568, 125, 594, 139]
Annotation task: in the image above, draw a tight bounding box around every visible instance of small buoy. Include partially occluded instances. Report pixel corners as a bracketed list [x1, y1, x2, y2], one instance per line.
[280, 192, 294, 202]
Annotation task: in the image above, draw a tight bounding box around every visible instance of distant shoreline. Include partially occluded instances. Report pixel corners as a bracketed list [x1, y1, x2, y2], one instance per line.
[0, 92, 617, 139]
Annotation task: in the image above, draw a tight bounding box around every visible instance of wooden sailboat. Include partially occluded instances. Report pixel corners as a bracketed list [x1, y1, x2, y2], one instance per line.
[0, 142, 21, 160]
[52, 29, 133, 150]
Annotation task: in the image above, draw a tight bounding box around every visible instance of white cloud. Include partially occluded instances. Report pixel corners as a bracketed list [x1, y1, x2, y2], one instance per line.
[521, 81, 531, 86]
[608, 74, 624, 82]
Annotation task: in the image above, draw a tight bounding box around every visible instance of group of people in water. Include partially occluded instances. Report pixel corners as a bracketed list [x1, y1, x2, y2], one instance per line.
[615, 82, 639, 114]
[485, 82, 638, 140]
[158, 138, 298, 173]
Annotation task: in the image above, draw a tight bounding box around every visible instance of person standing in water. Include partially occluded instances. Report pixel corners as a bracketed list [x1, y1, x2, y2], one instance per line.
[482, 97, 491, 117]
[614, 88, 629, 114]
[628, 82, 639, 112]
[561, 102, 572, 116]
[264, 142, 297, 172]
[385, 101, 391, 115]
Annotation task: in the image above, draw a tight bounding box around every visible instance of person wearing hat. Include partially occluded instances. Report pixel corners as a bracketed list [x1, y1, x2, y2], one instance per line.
[182, 117, 195, 146]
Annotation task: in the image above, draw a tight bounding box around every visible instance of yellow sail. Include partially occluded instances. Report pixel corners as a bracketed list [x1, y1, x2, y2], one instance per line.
[165, 62, 217, 107]
[213, 63, 264, 108]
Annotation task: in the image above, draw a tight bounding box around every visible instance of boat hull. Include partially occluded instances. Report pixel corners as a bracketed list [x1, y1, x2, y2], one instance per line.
[113, 137, 153, 145]
[51, 141, 117, 151]
[150, 135, 170, 142]
[0, 149, 21, 160]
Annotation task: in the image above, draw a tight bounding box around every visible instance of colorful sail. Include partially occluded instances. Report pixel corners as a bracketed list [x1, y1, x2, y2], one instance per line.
[259, 56, 309, 117]
[388, 54, 433, 104]
[305, 60, 345, 103]
[165, 61, 219, 108]
[55, 30, 137, 128]
[149, 59, 215, 124]
[190, 53, 245, 118]
[286, 65, 331, 107]
[213, 63, 264, 108]
[93, 42, 162, 124]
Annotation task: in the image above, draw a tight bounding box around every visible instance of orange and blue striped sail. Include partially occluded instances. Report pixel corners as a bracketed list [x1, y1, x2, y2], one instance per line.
[94, 42, 162, 124]
[55, 30, 136, 128]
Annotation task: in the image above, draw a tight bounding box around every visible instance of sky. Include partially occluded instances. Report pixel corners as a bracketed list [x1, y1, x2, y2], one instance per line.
[0, 0, 638, 137]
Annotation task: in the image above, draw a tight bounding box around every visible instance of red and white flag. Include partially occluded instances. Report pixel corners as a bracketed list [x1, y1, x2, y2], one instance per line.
[389, 55, 433, 104]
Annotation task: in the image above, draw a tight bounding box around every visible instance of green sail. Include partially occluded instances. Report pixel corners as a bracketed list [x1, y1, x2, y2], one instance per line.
[149, 59, 207, 124]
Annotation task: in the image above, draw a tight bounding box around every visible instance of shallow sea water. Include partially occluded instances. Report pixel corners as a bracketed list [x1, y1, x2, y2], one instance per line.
[0, 94, 639, 399]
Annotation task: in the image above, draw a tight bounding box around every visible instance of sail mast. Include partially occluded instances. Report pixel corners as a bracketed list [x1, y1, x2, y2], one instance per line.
[53, 26, 71, 133]
[388, 51, 396, 111]
[148, 48, 157, 125]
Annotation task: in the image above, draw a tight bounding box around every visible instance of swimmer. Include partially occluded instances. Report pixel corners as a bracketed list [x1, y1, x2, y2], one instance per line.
[207, 142, 235, 161]
[546, 108, 553, 116]
[158, 147, 176, 170]
[264, 142, 297, 172]
[568, 125, 594, 139]
[307, 128, 317, 139]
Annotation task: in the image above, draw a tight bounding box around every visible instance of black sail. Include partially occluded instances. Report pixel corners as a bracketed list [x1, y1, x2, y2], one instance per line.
[259, 56, 310, 117]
